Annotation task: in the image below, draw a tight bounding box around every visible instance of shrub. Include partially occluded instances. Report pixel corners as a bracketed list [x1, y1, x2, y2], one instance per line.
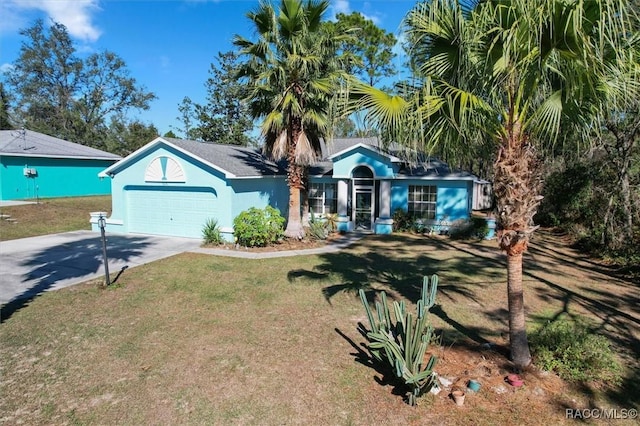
[202, 218, 223, 245]
[449, 217, 488, 240]
[392, 209, 413, 232]
[233, 206, 285, 247]
[308, 210, 330, 240]
[359, 275, 440, 406]
[530, 316, 622, 383]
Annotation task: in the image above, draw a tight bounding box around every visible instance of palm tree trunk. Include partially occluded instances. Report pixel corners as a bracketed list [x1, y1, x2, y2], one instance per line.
[284, 155, 305, 239]
[507, 251, 531, 369]
[493, 114, 540, 370]
[285, 179, 304, 239]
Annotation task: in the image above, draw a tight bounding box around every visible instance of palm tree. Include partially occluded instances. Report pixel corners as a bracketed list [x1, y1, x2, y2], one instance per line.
[234, 0, 350, 238]
[348, 0, 638, 369]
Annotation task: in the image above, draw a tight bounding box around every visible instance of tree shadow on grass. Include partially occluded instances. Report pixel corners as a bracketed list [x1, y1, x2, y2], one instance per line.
[1, 235, 155, 323]
[294, 233, 640, 411]
[335, 326, 414, 402]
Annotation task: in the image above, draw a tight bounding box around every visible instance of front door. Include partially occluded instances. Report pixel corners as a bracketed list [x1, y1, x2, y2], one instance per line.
[354, 188, 374, 230]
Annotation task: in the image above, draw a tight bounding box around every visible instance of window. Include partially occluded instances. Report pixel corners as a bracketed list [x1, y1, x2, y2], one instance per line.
[309, 183, 337, 215]
[408, 185, 437, 220]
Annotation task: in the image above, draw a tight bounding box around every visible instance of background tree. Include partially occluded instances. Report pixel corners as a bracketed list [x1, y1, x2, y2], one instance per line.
[105, 119, 159, 156]
[194, 51, 254, 145]
[0, 83, 13, 130]
[347, 0, 638, 369]
[234, 0, 351, 238]
[5, 20, 155, 150]
[175, 96, 197, 140]
[325, 12, 397, 87]
[173, 52, 255, 145]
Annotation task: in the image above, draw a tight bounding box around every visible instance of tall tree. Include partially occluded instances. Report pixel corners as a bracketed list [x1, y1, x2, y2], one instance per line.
[174, 53, 254, 145]
[325, 12, 397, 86]
[234, 0, 351, 238]
[347, 0, 638, 369]
[105, 119, 159, 156]
[0, 83, 13, 130]
[194, 51, 254, 145]
[5, 20, 155, 149]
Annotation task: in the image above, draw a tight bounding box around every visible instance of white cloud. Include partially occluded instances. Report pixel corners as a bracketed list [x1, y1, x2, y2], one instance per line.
[329, 0, 381, 25]
[333, 0, 351, 16]
[1, 63, 16, 75]
[2, 0, 101, 42]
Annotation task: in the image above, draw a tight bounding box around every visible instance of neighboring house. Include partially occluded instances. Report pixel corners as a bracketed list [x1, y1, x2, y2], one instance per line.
[96, 136, 484, 241]
[0, 129, 121, 201]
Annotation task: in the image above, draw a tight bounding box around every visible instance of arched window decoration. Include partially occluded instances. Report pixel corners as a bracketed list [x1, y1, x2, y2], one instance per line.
[351, 166, 374, 186]
[145, 156, 186, 182]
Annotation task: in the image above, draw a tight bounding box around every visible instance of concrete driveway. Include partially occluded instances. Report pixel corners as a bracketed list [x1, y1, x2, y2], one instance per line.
[0, 231, 201, 308]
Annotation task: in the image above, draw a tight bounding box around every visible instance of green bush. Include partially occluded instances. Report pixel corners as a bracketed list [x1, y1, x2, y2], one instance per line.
[202, 218, 223, 245]
[530, 316, 622, 383]
[233, 206, 285, 247]
[449, 217, 488, 240]
[308, 210, 330, 240]
[392, 209, 413, 232]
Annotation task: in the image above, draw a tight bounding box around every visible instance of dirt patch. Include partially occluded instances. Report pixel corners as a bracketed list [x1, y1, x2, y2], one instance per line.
[204, 232, 344, 252]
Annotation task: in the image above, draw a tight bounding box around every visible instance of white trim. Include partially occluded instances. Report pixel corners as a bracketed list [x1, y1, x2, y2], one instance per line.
[328, 142, 402, 163]
[1, 152, 120, 161]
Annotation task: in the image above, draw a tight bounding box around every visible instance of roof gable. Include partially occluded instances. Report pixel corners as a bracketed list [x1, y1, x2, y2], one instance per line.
[0, 129, 120, 160]
[99, 137, 285, 178]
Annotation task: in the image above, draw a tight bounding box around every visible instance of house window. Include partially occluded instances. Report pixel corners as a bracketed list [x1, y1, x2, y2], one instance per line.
[408, 185, 437, 220]
[309, 183, 337, 215]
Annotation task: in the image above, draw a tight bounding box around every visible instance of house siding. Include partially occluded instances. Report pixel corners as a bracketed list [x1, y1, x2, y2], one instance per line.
[391, 180, 470, 221]
[0, 155, 115, 200]
[103, 144, 232, 237]
[331, 146, 398, 178]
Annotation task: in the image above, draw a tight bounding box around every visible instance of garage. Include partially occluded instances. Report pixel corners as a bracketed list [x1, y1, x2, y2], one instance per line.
[125, 186, 217, 238]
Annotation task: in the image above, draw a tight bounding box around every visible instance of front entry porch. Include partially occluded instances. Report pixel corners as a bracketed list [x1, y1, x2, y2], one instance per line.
[335, 166, 393, 235]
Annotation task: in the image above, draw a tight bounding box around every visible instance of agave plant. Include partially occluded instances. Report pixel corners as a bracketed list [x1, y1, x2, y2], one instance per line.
[359, 275, 439, 406]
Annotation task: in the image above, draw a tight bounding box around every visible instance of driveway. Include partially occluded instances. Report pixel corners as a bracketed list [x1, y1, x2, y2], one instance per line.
[0, 231, 201, 308]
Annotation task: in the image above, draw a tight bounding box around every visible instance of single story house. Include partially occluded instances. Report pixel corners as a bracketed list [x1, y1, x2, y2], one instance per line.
[0, 129, 121, 201]
[95, 136, 485, 241]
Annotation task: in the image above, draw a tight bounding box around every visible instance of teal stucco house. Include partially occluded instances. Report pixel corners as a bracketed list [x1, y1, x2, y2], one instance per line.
[96, 136, 482, 241]
[0, 129, 120, 201]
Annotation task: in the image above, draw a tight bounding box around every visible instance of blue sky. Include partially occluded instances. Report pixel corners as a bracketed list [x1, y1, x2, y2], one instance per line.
[0, 0, 415, 136]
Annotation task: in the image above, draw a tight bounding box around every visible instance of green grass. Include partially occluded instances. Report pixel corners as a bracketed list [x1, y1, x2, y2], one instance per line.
[1, 232, 638, 425]
[0, 195, 111, 241]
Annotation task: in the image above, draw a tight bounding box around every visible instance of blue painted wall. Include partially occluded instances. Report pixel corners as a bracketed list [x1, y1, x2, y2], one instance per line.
[332, 146, 398, 178]
[230, 178, 288, 220]
[0, 156, 115, 200]
[391, 180, 470, 220]
[104, 142, 289, 240]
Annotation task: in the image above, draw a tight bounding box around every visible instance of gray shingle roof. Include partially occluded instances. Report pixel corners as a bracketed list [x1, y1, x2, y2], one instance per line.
[159, 136, 474, 180]
[166, 138, 285, 177]
[0, 129, 121, 160]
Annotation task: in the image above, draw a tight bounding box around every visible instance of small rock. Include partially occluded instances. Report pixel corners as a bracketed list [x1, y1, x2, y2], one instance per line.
[533, 387, 545, 396]
[493, 385, 508, 394]
[438, 376, 454, 388]
[480, 342, 493, 350]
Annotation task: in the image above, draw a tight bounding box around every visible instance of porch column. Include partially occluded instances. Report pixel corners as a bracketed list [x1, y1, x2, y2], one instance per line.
[337, 179, 350, 232]
[379, 180, 391, 218]
[375, 180, 393, 234]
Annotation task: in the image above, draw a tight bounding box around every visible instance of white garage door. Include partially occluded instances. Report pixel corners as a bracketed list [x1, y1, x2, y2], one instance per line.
[126, 188, 217, 238]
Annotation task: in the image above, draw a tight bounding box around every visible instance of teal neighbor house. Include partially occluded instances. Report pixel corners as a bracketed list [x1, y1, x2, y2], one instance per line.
[96, 136, 489, 240]
[0, 129, 120, 201]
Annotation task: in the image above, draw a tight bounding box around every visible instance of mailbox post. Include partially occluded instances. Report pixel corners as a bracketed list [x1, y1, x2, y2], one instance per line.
[98, 214, 111, 287]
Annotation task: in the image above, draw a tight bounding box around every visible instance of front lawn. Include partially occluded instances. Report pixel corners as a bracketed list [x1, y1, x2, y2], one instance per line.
[1, 232, 638, 424]
[0, 196, 111, 241]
